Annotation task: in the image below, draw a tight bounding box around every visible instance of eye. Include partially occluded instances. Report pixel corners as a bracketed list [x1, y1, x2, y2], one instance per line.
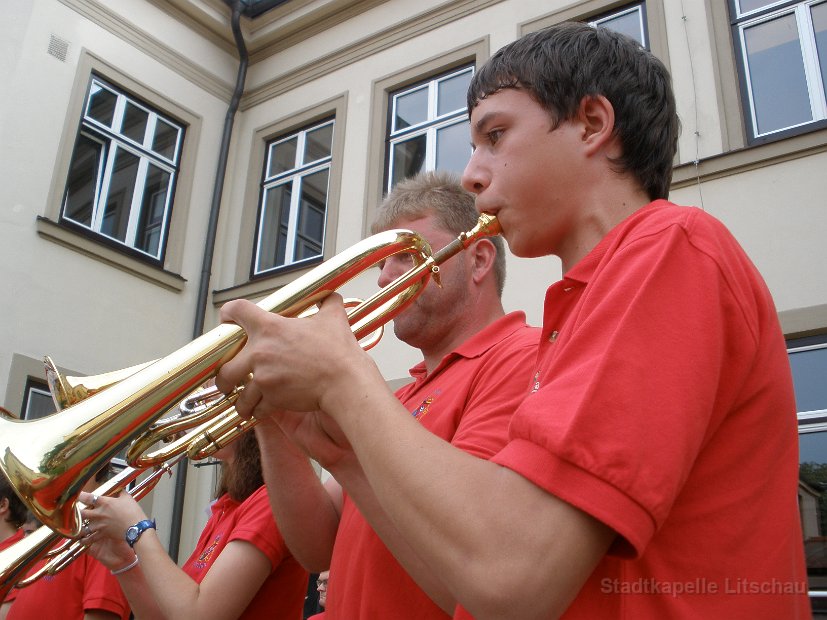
[487, 129, 503, 145]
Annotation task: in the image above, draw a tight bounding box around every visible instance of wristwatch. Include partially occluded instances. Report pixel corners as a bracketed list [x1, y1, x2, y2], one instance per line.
[125, 518, 156, 548]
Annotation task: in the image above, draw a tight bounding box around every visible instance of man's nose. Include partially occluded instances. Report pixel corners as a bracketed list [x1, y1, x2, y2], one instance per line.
[461, 150, 488, 196]
[377, 256, 409, 287]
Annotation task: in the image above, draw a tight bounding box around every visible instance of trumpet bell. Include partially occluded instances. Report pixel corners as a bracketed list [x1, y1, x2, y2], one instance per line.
[0, 226, 439, 537]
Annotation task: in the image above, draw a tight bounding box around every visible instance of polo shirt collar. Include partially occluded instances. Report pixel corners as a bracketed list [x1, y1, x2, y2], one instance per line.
[563, 199, 663, 286]
[408, 311, 528, 381]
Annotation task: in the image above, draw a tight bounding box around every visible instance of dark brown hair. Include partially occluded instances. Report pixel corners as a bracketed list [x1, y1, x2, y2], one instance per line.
[0, 474, 28, 529]
[468, 22, 679, 200]
[214, 431, 264, 503]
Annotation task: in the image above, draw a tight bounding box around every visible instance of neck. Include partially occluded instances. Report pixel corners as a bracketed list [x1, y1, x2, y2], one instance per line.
[559, 185, 652, 272]
[421, 303, 505, 374]
[0, 519, 18, 542]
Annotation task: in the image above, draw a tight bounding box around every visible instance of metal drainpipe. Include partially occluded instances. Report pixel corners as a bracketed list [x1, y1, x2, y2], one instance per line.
[167, 0, 248, 562]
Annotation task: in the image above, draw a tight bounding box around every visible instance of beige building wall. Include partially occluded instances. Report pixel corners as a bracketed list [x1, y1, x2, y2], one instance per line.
[1, 0, 825, 560]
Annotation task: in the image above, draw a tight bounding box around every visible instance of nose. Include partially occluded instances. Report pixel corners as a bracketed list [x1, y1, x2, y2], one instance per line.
[377, 255, 411, 288]
[461, 149, 488, 196]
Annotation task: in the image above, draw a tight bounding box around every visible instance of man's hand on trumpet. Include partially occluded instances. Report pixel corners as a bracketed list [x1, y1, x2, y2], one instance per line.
[255, 408, 353, 474]
[215, 293, 384, 422]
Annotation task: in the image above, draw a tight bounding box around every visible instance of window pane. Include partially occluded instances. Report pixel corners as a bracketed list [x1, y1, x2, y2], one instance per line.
[391, 134, 427, 187]
[304, 124, 333, 164]
[744, 14, 813, 134]
[257, 183, 292, 272]
[135, 164, 170, 256]
[799, 430, 827, 595]
[813, 2, 827, 100]
[437, 71, 472, 117]
[24, 387, 56, 420]
[268, 137, 298, 177]
[738, 0, 785, 15]
[435, 120, 471, 175]
[152, 119, 179, 160]
[595, 8, 645, 46]
[87, 82, 117, 127]
[101, 148, 140, 242]
[790, 347, 827, 412]
[295, 170, 328, 260]
[122, 102, 149, 144]
[394, 86, 428, 131]
[63, 134, 103, 226]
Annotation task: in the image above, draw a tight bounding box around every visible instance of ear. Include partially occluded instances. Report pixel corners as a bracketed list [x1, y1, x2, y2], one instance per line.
[577, 95, 616, 157]
[0, 497, 8, 515]
[468, 238, 497, 285]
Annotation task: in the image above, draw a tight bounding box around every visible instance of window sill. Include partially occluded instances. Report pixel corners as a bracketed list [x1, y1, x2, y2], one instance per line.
[672, 126, 827, 188]
[36, 217, 187, 292]
[213, 258, 324, 306]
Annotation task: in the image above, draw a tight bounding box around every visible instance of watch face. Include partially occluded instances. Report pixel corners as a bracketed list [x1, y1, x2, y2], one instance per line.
[126, 526, 139, 542]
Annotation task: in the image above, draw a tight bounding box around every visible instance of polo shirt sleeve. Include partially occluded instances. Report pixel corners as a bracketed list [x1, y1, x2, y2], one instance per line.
[81, 556, 131, 619]
[494, 221, 759, 557]
[227, 486, 290, 572]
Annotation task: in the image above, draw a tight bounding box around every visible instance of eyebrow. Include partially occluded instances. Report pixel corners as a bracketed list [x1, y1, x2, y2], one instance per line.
[472, 111, 499, 134]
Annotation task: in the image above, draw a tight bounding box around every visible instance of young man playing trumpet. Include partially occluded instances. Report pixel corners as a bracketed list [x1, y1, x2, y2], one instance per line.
[216, 23, 808, 619]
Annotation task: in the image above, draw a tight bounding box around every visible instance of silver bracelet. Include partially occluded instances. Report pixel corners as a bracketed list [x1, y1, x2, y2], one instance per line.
[111, 554, 140, 575]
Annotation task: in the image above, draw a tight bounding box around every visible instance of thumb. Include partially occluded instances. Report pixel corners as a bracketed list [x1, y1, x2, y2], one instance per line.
[316, 292, 347, 319]
[219, 299, 269, 335]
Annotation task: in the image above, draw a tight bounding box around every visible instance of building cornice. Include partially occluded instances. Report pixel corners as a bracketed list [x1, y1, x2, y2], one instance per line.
[58, 0, 235, 101]
[241, 0, 504, 110]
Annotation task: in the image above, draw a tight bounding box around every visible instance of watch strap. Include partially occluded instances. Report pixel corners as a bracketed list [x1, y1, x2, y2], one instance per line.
[125, 518, 156, 547]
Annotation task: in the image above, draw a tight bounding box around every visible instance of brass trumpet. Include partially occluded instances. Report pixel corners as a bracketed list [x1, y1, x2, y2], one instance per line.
[0, 214, 500, 538]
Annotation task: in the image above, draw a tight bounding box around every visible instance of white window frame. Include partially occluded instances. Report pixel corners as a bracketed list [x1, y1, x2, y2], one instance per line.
[386, 66, 474, 192]
[253, 119, 334, 276]
[61, 77, 184, 262]
[21, 381, 56, 421]
[731, 0, 827, 140]
[588, 2, 648, 48]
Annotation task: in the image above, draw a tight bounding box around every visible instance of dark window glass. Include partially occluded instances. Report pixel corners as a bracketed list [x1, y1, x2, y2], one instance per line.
[437, 71, 471, 117]
[135, 164, 170, 255]
[22, 382, 56, 421]
[268, 137, 299, 178]
[436, 121, 471, 175]
[100, 148, 140, 242]
[153, 119, 179, 160]
[394, 86, 429, 131]
[64, 134, 104, 226]
[295, 169, 328, 260]
[87, 84, 117, 127]
[122, 102, 149, 144]
[257, 183, 292, 272]
[792, 341, 827, 603]
[304, 124, 333, 164]
[391, 135, 427, 187]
